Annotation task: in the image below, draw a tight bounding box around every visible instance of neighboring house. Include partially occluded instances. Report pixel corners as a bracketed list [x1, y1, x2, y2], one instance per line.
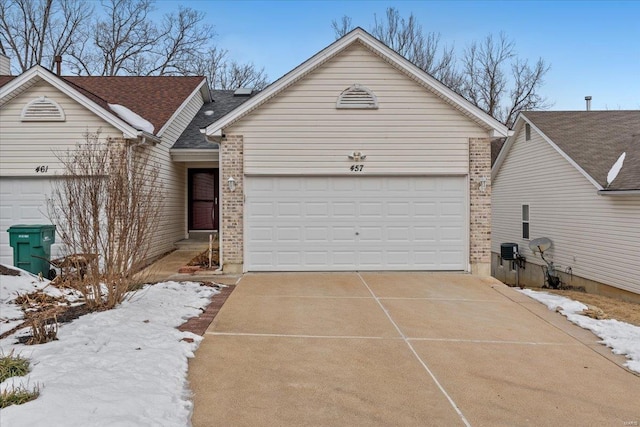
[492, 111, 640, 300]
[198, 28, 508, 273]
[0, 58, 211, 265]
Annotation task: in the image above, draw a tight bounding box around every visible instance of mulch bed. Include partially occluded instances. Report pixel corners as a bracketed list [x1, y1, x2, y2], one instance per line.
[178, 284, 235, 336]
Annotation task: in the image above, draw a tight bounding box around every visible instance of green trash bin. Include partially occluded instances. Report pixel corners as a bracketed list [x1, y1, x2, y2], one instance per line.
[7, 224, 56, 278]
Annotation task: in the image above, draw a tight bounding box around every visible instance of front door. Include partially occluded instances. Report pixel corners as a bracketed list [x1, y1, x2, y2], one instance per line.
[188, 169, 219, 230]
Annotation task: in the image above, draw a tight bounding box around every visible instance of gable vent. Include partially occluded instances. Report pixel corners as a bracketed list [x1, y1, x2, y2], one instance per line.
[336, 84, 378, 110]
[21, 96, 66, 122]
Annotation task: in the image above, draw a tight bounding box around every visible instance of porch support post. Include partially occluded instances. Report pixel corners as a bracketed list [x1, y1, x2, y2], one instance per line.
[469, 137, 492, 276]
[220, 135, 244, 272]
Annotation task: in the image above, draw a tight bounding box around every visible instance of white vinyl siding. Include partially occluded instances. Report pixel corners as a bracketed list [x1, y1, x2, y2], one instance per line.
[143, 91, 204, 258]
[227, 43, 488, 176]
[492, 127, 640, 294]
[0, 80, 123, 176]
[245, 176, 467, 271]
[0, 79, 204, 262]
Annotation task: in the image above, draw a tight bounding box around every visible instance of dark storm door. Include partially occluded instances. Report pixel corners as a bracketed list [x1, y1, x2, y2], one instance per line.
[188, 169, 219, 230]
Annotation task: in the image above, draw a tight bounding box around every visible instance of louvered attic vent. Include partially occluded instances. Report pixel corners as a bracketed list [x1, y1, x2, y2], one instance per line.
[336, 84, 378, 109]
[21, 96, 66, 122]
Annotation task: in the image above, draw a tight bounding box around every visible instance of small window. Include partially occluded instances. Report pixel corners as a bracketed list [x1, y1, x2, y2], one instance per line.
[21, 96, 65, 122]
[522, 204, 530, 239]
[336, 84, 378, 109]
[525, 123, 531, 141]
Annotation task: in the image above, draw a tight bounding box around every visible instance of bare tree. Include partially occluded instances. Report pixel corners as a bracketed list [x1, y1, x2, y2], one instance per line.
[70, 0, 214, 76]
[0, 0, 92, 72]
[460, 32, 550, 126]
[331, 15, 354, 38]
[1, 0, 270, 89]
[192, 47, 269, 90]
[48, 130, 163, 310]
[332, 8, 550, 126]
[333, 8, 460, 91]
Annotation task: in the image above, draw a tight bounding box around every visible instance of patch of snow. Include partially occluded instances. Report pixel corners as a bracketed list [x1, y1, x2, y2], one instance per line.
[518, 288, 640, 373]
[108, 103, 155, 134]
[606, 152, 626, 186]
[0, 268, 218, 426]
[0, 266, 74, 335]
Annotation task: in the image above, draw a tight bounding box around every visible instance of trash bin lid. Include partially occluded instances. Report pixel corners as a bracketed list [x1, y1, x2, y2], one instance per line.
[7, 224, 56, 233]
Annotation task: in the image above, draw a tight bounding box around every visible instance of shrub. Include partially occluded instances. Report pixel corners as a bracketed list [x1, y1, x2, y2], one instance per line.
[48, 131, 163, 310]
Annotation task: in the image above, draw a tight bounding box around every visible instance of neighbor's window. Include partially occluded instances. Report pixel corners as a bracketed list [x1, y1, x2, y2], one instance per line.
[522, 204, 530, 239]
[525, 123, 531, 141]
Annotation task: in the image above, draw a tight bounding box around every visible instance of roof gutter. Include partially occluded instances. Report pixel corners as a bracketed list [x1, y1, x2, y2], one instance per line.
[135, 131, 161, 145]
[597, 189, 640, 196]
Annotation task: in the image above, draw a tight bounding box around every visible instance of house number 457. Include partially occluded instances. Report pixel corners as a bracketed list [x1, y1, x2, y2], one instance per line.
[350, 164, 364, 172]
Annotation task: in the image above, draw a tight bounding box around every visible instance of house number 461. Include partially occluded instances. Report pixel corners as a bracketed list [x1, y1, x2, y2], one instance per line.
[350, 164, 364, 172]
[35, 165, 49, 173]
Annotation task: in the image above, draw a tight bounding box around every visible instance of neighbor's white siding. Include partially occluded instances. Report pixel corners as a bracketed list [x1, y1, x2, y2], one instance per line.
[0, 80, 123, 176]
[0, 79, 204, 263]
[143, 89, 204, 259]
[227, 42, 488, 176]
[492, 126, 640, 294]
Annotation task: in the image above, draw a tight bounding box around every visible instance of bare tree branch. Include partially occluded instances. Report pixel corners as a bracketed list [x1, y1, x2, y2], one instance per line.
[331, 15, 353, 38]
[336, 7, 462, 92]
[0, 0, 91, 72]
[332, 9, 551, 126]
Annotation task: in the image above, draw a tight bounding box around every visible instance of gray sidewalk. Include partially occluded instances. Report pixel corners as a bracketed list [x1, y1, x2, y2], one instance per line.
[189, 272, 640, 426]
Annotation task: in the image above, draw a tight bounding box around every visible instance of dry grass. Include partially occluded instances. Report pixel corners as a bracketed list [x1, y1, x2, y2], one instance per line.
[0, 352, 39, 408]
[0, 384, 40, 408]
[548, 289, 640, 327]
[0, 351, 30, 382]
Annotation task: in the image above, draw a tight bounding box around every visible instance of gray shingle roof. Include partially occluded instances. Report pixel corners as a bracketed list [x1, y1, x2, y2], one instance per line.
[173, 90, 256, 149]
[523, 111, 640, 191]
[491, 137, 507, 166]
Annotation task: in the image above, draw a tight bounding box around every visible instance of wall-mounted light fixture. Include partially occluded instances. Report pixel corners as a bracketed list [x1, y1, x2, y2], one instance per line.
[479, 176, 488, 193]
[348, 151, 367, 161]
[227, 176, 237, 192]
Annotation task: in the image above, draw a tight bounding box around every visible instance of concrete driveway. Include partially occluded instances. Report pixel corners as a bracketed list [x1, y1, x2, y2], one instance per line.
[189, 272, 640, 426]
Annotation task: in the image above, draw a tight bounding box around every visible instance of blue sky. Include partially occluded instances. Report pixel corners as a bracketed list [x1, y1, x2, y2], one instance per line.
[157, 0, 639, 111]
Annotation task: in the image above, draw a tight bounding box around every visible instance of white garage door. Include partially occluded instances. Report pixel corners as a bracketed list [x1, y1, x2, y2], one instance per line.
[0, 177, 60, 265]
[245, 176, 467, 271]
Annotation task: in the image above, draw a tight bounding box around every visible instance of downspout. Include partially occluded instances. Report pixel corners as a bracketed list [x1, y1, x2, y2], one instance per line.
[200, 128, 225, 272]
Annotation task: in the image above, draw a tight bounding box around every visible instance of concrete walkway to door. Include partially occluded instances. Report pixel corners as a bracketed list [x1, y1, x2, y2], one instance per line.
[188, 273, 640, 426]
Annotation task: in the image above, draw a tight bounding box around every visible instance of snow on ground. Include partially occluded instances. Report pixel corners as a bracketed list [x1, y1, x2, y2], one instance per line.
[519, 288, 640, 373]
[0, 269, 81, 336]
[0, 266, 218, 427]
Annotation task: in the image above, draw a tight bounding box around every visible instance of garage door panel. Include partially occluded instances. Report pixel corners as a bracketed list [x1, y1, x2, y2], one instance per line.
[333, 227, 357, 242]
[0, 178, 60, 265]
[306, 202, 329, 216]
[245, 176, 467, 271]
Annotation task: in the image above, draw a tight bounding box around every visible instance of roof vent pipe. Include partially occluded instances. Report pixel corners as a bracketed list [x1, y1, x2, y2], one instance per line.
[585, 95, 592, 111]
[54, 55, 62, 75]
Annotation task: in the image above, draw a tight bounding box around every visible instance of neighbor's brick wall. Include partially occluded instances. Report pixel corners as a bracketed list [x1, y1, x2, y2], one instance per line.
[221, 135, 244, 268]
[469, 137, 492, 275]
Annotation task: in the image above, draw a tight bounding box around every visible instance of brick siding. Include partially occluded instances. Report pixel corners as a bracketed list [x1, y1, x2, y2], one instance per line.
[220, 135, 244, 268]
[469, 137, 492, 275]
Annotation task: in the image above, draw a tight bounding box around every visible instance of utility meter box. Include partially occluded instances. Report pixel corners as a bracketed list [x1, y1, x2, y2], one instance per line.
[7, 224, 56, 278]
